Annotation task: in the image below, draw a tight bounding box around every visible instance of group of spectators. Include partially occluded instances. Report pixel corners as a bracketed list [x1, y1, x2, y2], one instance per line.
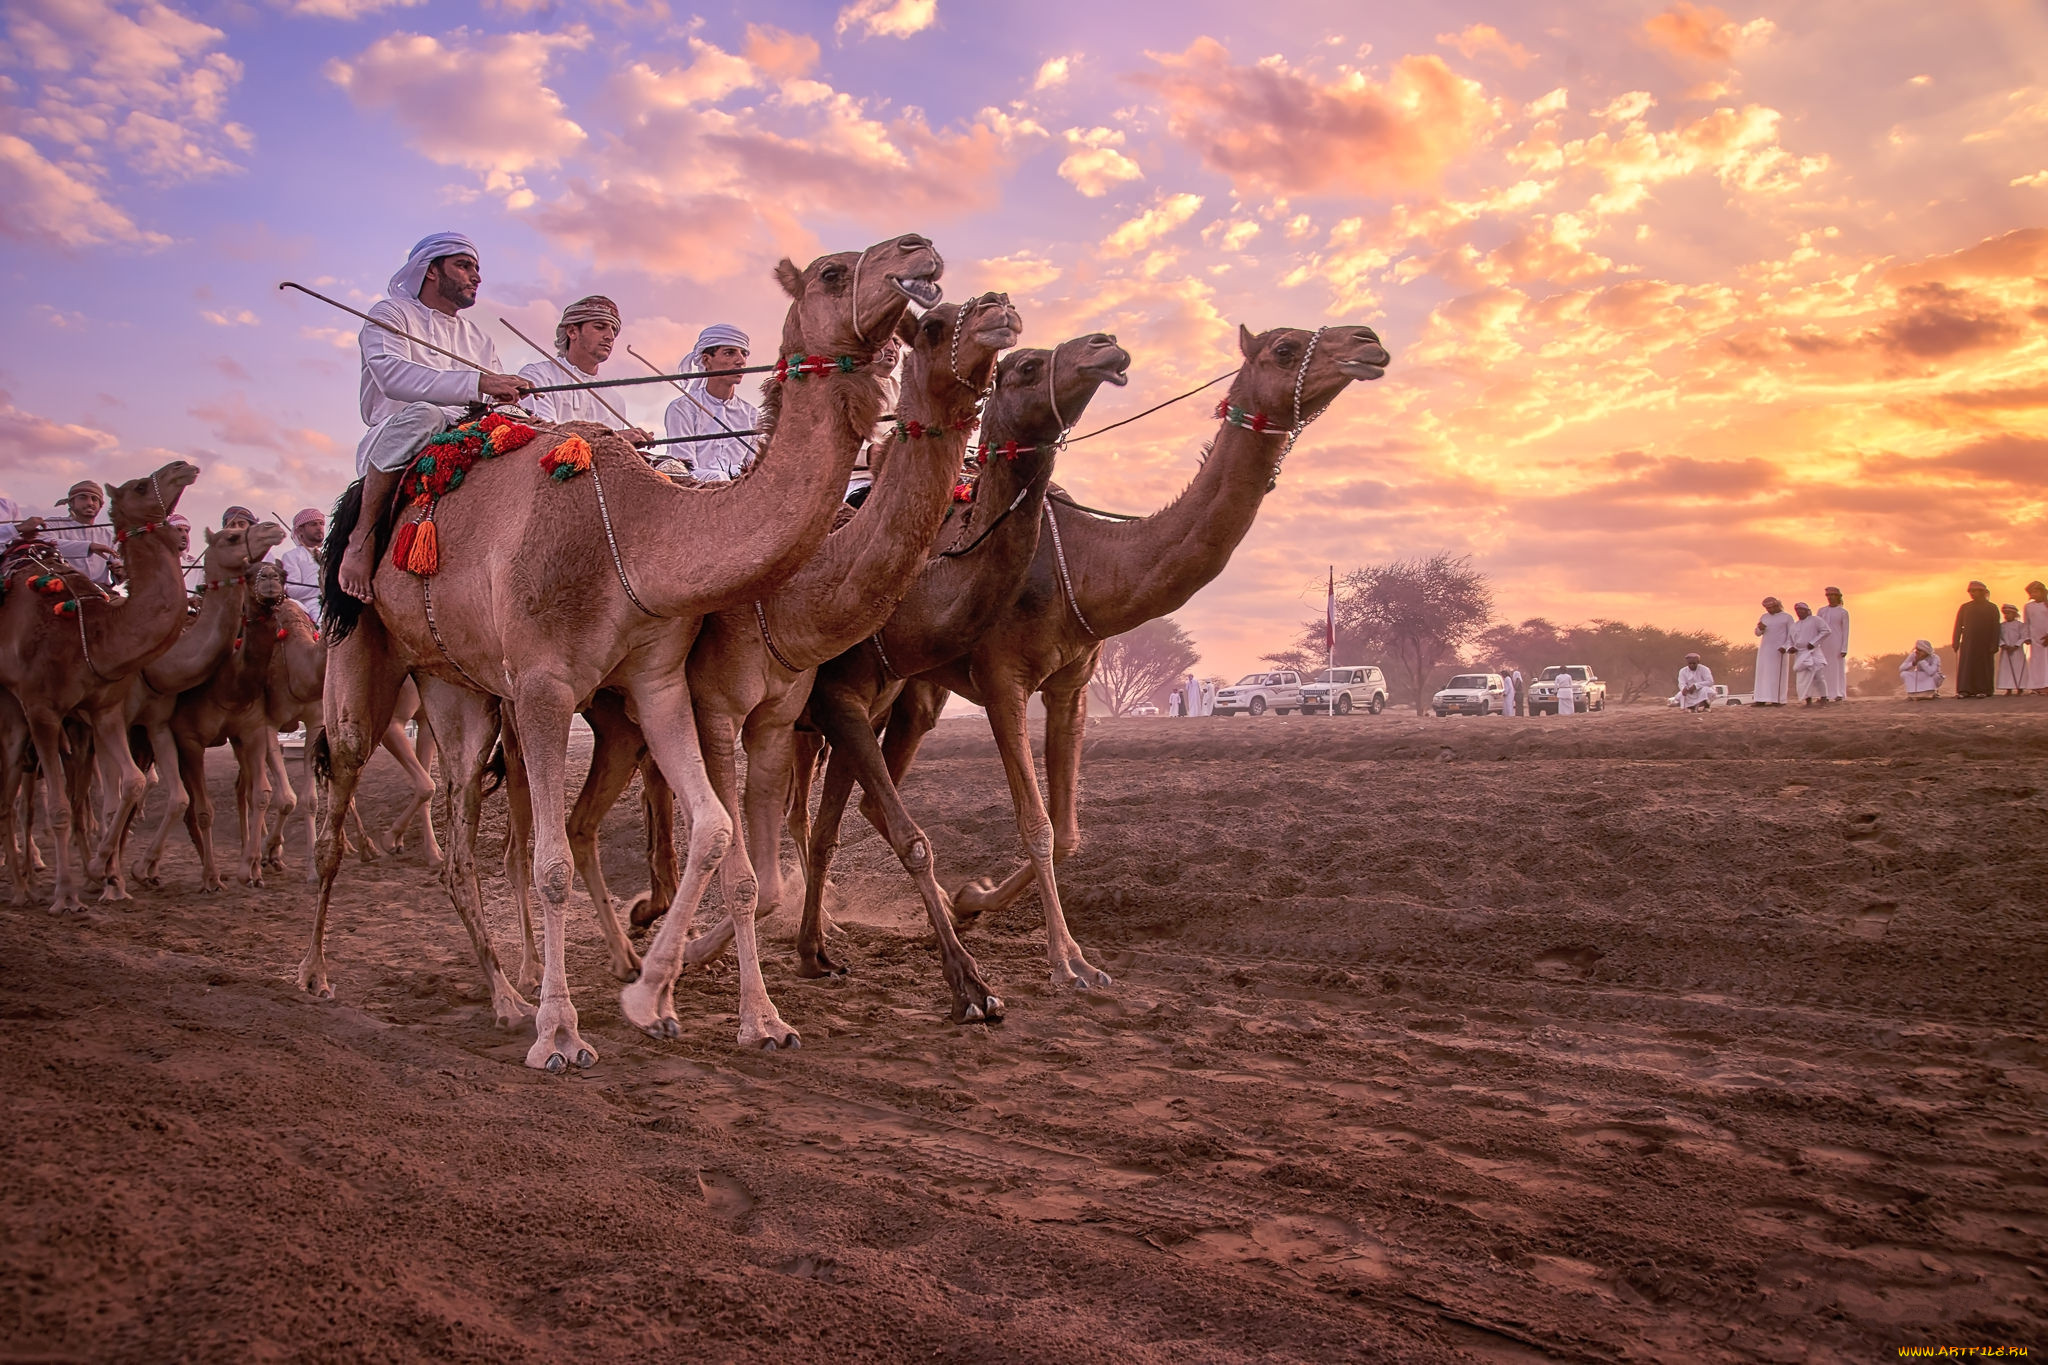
[1904, 579, 2048, 700]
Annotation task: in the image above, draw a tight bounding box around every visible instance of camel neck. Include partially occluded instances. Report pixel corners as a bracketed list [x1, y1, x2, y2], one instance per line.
[1067, 417, 1281, 637]
[91, 530, 198, 678]
[143, 567, 246, 694]
[618, 364, 880, 620]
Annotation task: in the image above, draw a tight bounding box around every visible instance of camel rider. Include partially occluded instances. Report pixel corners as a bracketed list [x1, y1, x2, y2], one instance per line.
[45, 479, 118, 586]
[337, 231, 530, 602]
[278, 508, 325, 625]
[517, 295, 653, 444]
[221, 505, 256, 533]
[661, 323, 759, 482]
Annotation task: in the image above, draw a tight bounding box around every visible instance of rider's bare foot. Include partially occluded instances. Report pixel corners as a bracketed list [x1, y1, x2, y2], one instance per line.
[338, 536, 376, 602]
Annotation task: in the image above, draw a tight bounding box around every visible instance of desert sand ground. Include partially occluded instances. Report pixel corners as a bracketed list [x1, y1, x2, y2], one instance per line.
[2, 699, 2044, 1363]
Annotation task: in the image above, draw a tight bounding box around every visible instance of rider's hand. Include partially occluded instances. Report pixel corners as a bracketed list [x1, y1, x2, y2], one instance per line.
[479, 372, 530, 403]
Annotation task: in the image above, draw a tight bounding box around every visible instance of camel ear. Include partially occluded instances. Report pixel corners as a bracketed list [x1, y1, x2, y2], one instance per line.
[204, 528, 216, 546]
[103, 482, 119, 502]
[774, 258, 805, 299]
[1237, 324, 1258, 360]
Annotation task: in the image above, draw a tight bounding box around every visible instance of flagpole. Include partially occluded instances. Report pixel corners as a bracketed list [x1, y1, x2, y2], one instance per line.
[1325, 565, 1336, 675]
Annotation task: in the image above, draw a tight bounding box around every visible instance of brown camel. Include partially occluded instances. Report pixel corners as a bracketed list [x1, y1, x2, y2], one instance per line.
[803, 324, 1390, 1014]
[165, 561, 291, 888]
[300, 234, 941, 1072]
[673, 329, 1134, 1027]
[516, 292, 1027, 1048]
[124, 520, 288, 886]
[0, 461, 200, 910]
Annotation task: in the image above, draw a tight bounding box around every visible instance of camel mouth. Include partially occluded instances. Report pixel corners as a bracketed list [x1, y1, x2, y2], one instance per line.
[889, 276, 943, 309]
[1338, 360, 1387, 381]
[972, 323, 1022, 350]
[1081, 358, 1131, 387]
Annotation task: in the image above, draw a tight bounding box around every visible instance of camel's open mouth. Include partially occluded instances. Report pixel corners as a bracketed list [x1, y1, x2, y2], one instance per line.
[1338, 360, 1388, 381]
[1083, 359, 1131, 387]
[890, 276, 943, 309]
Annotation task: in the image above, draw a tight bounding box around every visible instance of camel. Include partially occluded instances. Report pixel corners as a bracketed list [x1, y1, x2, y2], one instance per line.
[764, 330, 1137, 1021]
[506, 292, 1028, 1048]
[299, 233, 941, 1072]
[123, 519, 288, 887]
[0, 461, 200, 910]
[840, 324, 1391, 997]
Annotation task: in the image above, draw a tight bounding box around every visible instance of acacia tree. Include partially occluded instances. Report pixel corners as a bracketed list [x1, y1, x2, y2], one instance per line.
[1275, 554, 1492, 713]
[1090, 616, 1200, 715]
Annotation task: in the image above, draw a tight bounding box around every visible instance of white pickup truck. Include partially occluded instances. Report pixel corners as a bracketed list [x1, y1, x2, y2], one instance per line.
[1299, 665, 1388, 715]
[1213, 670, 1303, 716]
[1528, 665, 1608, 714]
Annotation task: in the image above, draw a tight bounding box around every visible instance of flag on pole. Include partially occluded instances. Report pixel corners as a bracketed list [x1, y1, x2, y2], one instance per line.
[1324, 565, 1336, 658]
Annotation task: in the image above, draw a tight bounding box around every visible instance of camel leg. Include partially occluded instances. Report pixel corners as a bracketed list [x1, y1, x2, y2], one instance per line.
[691, 706, 797, 1049]
[230, 735, 270, 888]
[24, 709, 82, 913]
[0, 697, 31, 905]
[176, 732, 222, 893]
[84, 705, 148, 902]
[131, 719, 188, 888]
[794, 742, 857, 978]
[498, 713, 539, 992]
[982, 678, 1110, 991]
[618, 665, 735, 1045]
[808, 687, 1000, 1024]
[262, 733, 294, 871]
[415, 678, 536, 1037]
[299, 630, 408, 1001]
[300, 727, 322, 882]
[784, 729, 824, 889]
[378, 714, 440, 868]
[633, 756, 681, 933]
[681, 699, 807, 971]
[563, 694, 645, 980]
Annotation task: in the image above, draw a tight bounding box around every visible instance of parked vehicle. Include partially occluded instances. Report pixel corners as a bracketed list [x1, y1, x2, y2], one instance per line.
[1300, 665, 1388, 716]
[1665, 683, 1743, 709]
[1129, 704, 1161, 716]
[1528, 665, 1607, 715]
[1213, 670, 1303, 716]
[1433, 672, 1506, 716]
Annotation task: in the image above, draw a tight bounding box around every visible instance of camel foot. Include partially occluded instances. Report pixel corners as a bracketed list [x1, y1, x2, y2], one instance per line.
[47, 893, 86, 914]
[526, 999, 593, 1072]
[943, 952, 1003, 1024]
[98, 882, 133, 903]
[626, 890, 663, 933]
[795, 943, 847, 979]
[264, 852, 286, 872]
[949, 876, 1003, 925]
[606, 944, 643, 983]
[1050, 946, 1113, 992]
[515, 954, 542, 994]
[198, 873, 224, 892]
[243, 873, 265, 889]
[738, 1010, 801, 1052]
[355, 838, 383, 864]
[491, 983, 537, 1032]
[620, 977, 680, 1039]
[297, 953, 333, 999]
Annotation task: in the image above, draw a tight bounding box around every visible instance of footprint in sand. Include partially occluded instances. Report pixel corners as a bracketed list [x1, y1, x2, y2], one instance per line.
[1533, 946, 1604, 980]
[697, 1170, 755, 1224]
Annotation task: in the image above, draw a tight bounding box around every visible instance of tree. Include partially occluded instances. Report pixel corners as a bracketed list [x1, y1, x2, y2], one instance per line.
[1275, 554, 1492, 714]
[1090, 616, 1200, 716]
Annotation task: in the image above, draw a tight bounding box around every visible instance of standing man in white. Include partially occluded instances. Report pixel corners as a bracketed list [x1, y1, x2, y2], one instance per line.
[2024, 581, 2048, 696]
[1498, 665, 1517, 718]
[1997, 605, 2029, 694]
[1678, 652, 1716, 711]
[1817, 587, 1851, 702]
[1553, 668, 1578, 715]
[1789, 601, 1834, 705]
[1753, 597, 1796, 706]
[662, 323, 760, 482]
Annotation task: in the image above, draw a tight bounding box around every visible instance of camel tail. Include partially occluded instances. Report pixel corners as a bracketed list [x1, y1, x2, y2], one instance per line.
[312, 729, 332, 784]
[320, 479, 385, 646]
[481, 736, 506, 797]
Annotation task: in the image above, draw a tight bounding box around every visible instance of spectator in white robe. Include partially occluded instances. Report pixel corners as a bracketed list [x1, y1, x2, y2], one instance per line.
[45, 480, 118, 587]
[337, 231, 531, 602]
[0, 489, 33, 550]
[2025, 582, 2048, 695]
[1997, 605, 2028, 694]
[1900, 641, 1942, 699]
[1790, 601, 1833, 705]
[276, 508, 325, 626]
[516, 296, 654, 444]
[1166, 690, 1183, 717]
[1817, 587, 1851, 701]
[1498, 665, 1517, 717]
[1753, 597, 1796, 706]
[1678, 653, 1716, 711]
[662, 323, 760, 483]
[1553, 668, 1579, 715]
[1183, 672, 1201, 720]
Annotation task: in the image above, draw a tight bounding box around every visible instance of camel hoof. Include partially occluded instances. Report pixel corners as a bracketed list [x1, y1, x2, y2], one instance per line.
[661, 1017, 682, 1040]
[544, 1051, 567, 1075]
[984, 996, 1004, 1019]
[758, 1038, 779, 1051]
[573, 1048, 596, 1069]
[963, 1003, 984, 1023]
[1092, 969, 1113, 988]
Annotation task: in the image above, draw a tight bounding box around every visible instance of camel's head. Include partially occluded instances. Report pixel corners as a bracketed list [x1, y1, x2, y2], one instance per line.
[897, 292, 1022, 402]
[773, 234, 944, 359]
[201, 518, 285, 574]
[249, 560, 288, 607]
[981, 333, 1132, 455]
[1229, 324, 1390, 429]
[106, 459, 200, 535]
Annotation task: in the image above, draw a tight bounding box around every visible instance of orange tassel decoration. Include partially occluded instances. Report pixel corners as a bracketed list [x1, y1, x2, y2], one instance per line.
[406, 516, 440, 575]
[540, 435, 593, 482]
[389, 520, 417, 570]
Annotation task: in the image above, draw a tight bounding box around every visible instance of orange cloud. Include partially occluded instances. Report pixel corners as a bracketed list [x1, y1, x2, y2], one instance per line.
[1437, 24, 1535, 69]
[1642, 3, 1774, 65]
[328, 28, 590, 175]
[1132, 38, 1499, 196]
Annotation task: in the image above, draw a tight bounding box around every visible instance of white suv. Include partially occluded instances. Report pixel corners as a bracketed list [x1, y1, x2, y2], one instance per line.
[1214, 670, 1303, 716]
[1299, 665, 1387, 715]
[1433, 672, 1506, 716]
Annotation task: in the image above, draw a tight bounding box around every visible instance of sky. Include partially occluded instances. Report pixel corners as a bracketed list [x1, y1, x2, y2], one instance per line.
[2, 0, 2044, 680]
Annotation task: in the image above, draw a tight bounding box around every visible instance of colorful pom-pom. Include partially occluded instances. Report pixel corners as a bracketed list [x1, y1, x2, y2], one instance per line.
[390, 520, 417, 570]
[405, 518, 439, 575]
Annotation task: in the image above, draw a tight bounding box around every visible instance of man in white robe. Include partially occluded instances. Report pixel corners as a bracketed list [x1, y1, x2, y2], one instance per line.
[277, 508, 325, 626]
[1900, 641, 1942, 698]
[338, 231, 531, 602]
[1552, 668, 1578, 715]
[45, 480, 118, 586]
[515, 295, 653, 443]
[1678, 653, 1716, 711]
[1998, 605, 2028, 694]
[1498, 665, 1518, 717]
[1183, 672, 1201, 720]
[1789, 601, 1833, 705]
[1817, 587, 1850, 701]
[1753, 597, 1796, 706]
[662, 323, 760, 482]
[2025, 581, 2048, 695]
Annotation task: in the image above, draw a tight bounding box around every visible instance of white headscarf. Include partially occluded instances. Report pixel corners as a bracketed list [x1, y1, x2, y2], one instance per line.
[389, 232, 480, 301]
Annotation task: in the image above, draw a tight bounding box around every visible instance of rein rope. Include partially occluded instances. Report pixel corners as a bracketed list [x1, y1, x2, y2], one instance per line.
[1044, 503, 1098, 640]
[754, 600, 802, 673]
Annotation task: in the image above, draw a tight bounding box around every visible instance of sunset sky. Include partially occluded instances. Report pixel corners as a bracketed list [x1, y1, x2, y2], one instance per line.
[2, 0, 2044, 678]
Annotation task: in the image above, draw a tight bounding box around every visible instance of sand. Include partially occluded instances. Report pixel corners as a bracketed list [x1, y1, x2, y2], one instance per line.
[2, 699, 2044, 1362]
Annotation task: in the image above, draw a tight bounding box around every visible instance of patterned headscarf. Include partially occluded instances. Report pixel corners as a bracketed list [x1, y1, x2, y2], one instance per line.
[389, 232, 480, 301]
[555, 295, 620, 355]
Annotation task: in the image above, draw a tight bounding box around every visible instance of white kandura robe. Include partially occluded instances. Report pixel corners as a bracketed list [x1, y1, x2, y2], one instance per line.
[1753, 610, 1796, 704]
[1184, 674, 1202, 719]
[1790, 615, 1834, 700]
[1500, 672, 1518, 715]
[1998, 620, 2029, 691]
[0, 495, 21, 550]
[1901, 653, 1942, 696]
[2027, 600, 2048, 690]
[662, 382, 760, 482]
[517, 357, 623, 427]
[356, 296, 501, 477]
[1553, 676, 1578, 715]
[277, 543, 322, 625]
[1817, 603, 1850, 700]
[1678, 663, 1716, 709]
[43, 514, 116, 586]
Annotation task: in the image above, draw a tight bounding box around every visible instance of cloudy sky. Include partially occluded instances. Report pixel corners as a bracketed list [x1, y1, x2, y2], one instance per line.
[2, 0, 2043, 676]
